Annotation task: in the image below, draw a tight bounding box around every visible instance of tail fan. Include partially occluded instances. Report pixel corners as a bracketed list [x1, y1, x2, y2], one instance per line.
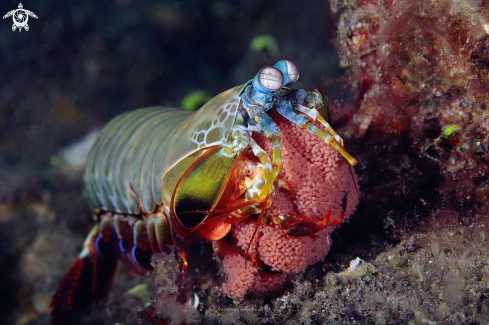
[50, 254, 117, 325]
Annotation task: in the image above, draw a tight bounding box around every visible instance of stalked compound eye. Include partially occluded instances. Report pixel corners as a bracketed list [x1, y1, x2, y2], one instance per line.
[273, 59, 300, 85]
[284, 60, 299, 83]
[253, 66, 284, 93]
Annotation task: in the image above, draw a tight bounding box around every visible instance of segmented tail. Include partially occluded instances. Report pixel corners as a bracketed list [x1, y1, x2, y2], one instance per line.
[50, 254, 117, 325]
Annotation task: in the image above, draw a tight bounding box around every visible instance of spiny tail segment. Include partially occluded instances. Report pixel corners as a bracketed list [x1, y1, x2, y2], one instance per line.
[50, 254, 117, 325]
[51, 211, 172, 324]
[50, 224, 118, 325]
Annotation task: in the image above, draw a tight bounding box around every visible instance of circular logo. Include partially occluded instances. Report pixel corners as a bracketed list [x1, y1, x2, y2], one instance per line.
[13, 9, 28, 28]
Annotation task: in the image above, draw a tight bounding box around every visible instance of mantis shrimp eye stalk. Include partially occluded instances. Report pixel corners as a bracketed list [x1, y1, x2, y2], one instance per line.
[253, 66, 284, 92]
[274, 59, 300, 84]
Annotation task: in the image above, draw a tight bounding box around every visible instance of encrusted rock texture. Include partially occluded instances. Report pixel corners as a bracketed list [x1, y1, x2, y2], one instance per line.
[333, 0, 489, 210]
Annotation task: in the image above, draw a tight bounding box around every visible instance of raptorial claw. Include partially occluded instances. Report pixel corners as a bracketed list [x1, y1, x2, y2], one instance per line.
[269, 209, 331, 236]
[270, 197, 348, 236]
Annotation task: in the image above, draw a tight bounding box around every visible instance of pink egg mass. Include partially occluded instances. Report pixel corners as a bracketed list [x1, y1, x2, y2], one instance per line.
[215, 109, 360, 297]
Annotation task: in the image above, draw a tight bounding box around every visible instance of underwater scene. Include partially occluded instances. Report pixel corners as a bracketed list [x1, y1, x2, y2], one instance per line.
[0, 0, 488, 324]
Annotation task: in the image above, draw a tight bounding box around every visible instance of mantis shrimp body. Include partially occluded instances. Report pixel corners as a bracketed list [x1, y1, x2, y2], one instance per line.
[50, 60, 358, 324]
